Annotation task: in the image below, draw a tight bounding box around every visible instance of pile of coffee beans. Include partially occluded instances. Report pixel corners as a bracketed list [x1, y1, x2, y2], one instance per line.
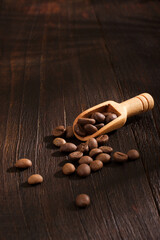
[74, 111, 118, 137]
[52, 124, 140, 208]
[12, 113, 140, 210]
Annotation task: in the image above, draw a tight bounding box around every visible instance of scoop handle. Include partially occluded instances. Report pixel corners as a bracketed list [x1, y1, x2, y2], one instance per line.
[120, 93, 154, 117]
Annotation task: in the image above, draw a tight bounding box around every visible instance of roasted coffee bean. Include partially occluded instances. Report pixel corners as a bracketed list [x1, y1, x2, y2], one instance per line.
[77, 142, 89, 153]
[62, 163, 75, 175]
[87, 137, 98, 150]
[105, 113, 117, 124]
[78, 118, 96, 125]
[28, 174, 43, 185]
[74, 123, 86, 137]
[90, 160, 103, 171]
[15, 158, 32, 168]
[77, 164, 91, 177]
[60, 143, 77, 152]
[102, 112, 109, 116]
[99, 146, 113, 154]
[79, 156, 93, 165]
[75, 194, 90, 208]
[127, 149, 140, 160]
[53, 138, 66, 147]
[89, 148, 102, 158]
[91, 112, 105, 123]
[66, 126, 74, 138]
[96, 134, 109, 145]
[95, 123, 105, 129]
[53, 125, 66, 137]
[68, 151, 83, 161]
[113, 152, 128, 162]
[84, 124, 98, 135]
[95, 153, 111, 163]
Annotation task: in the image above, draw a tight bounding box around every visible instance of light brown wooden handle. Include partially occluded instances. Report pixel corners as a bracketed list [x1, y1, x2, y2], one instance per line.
[120, 93, 154, 117]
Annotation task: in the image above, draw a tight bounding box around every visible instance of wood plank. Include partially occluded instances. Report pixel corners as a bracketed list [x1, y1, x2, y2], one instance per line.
[90, 0, 160, 236]
[0, 0, 160, 239]
[91, 0, 160, 215]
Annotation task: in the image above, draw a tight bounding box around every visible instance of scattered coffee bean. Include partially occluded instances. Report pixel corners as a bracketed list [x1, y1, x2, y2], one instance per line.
[28, 174, 43, 185]
[53, 125, 66, 137]
[74, 123, 86, 137]
[91, 112, 105, 123]
[77, 164, 91, 177]
[99, 146, 113, 154]
[105, 113, 117, 124]
[68, 151, 83, 161]
[53, 137, 66, 147]
[66, 126, 74, 138]
[96, 134, 109, 145]
[15, 158, 32, 168]
[90, 160, 103, 171]
[95, 153, 111, 163]
[89, 148, 102, 158]
[84, 124, 98, 135]
[62, 163, 75, 175]
[77, 142, 89, 153]
[87, 137, 98, 150]
[113, 152, 128, 162]
[127, 149, 140, 160]
[79, 156, 93, 165]
[60, 143, 77, 152]
[95, 123, 105, 129]
[78, 118, 96, 125]
[75, 194, 90, 208]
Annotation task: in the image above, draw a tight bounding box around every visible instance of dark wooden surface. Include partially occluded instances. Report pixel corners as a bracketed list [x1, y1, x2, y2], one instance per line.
[0, 0, 160, 239]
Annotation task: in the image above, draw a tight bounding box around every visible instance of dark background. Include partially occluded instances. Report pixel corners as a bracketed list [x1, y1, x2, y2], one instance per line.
[0, 0, 160, 239]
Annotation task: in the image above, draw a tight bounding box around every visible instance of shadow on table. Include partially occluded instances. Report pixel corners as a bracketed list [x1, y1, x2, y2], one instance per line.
[7, 166, 28, 173]
[20, 181, 43, 188]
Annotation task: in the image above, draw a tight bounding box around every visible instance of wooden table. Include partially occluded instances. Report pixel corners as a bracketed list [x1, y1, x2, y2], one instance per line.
[0, 0, 160, 239]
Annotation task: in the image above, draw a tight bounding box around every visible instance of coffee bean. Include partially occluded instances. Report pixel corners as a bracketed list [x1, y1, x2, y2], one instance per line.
[75, 194, 90, 208]
[105, 113, 117, 124]
[79, 156, 93, 165]
[95, 123, 105, 129]
[77, 142, 89, 153]
[95, 153, 111, 163]
[89, 148, 102, 158]
[60, 143, 77, 152]
[127, 149, 140, 160]
[87, 137, 98, 150]
[84, 124, 98, 135]
[103, 112, 116, 116]
[77, 164, 91, 177]
[53, 138, 66, 147]
[68, 151, 83, 161]
[96, 134, 109, 145]
[91, 112, 105, 123]
[102, 112, 109, 116]
[28, 174, 43, 185]
[74, 123, 86, 137]
[78, 118, 96, 125]
[66, 126, 74, 138]
[90, 160, 103, 171]
[15, 158, 32, 168]
[53, 125, 66, 137]
[99, 146, 113, 154]
[113, 152, 128, 162]
[62, 163, 75, 175]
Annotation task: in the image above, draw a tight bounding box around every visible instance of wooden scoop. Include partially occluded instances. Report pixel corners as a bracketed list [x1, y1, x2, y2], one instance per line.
[73, 93, 154, 141]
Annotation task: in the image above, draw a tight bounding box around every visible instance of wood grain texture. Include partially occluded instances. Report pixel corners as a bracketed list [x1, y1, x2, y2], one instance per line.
[0, 0, 160, 239]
